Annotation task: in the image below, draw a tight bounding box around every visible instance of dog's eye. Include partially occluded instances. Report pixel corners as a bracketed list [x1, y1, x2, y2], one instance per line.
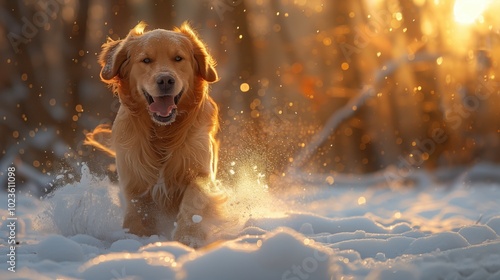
[174, 56, 183, 62]
[142, 58, 151, 64]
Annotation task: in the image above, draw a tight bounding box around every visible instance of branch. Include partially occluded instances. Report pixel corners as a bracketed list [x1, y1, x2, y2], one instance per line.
[288, 52, 442, 178]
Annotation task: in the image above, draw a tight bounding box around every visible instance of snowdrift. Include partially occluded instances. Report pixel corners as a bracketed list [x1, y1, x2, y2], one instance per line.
[1, 163, 500, 279]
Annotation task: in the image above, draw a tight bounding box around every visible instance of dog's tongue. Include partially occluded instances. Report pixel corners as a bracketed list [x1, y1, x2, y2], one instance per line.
[149, 96, 177, 117]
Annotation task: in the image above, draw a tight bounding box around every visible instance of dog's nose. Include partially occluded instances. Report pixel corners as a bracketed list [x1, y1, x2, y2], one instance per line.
[156, 74, 175, 93]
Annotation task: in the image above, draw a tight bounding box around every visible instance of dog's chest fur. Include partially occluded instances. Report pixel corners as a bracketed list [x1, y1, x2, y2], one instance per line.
[113, 106, 212, 202]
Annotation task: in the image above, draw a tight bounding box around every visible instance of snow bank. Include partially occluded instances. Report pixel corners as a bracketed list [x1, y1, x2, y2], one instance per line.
[0, 164, 500, 279]
[181, 228, 333, 280]
[37, 235, 84, 262]
[33, 164, 124, 241]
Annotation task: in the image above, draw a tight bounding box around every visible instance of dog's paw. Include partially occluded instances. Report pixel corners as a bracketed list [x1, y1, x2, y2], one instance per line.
[173, 222, 208, 248]
[175, 234, 205, 248]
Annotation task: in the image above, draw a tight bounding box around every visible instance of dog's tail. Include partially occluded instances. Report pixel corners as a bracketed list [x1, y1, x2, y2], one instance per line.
[84, 124, 116, 157]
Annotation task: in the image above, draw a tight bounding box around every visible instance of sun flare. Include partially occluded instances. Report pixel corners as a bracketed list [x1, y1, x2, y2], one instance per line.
[453, 0, 491, 24]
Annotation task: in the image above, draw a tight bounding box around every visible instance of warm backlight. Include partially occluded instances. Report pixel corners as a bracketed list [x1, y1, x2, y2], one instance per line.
[453, 0, 491, 24]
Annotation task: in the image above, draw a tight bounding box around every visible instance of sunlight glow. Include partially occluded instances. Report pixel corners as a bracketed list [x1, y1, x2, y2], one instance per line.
[358, 196, 366, 205]
[453, 0, 491, 25]
[325, 176, 334, 185]
[225, 161, 286, 224]
[240, 83, 250, 92]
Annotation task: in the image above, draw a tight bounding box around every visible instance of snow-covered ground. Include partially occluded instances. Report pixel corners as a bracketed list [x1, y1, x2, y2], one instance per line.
[1, 163, 500, 279]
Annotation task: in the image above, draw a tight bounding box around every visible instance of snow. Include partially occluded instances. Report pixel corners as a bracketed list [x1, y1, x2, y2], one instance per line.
[1, 164, 500, 279]
[191, 215, 203, 224]
[37, 235, 84, 262]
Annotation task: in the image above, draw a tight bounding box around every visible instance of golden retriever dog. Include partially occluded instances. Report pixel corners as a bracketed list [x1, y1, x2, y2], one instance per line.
[86, 22, 225, 247]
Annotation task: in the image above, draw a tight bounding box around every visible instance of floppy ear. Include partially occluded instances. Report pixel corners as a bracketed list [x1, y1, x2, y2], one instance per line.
[99, 38, 127, 81]
[99, 22, 148, 81]
[177, 22, 218, 83]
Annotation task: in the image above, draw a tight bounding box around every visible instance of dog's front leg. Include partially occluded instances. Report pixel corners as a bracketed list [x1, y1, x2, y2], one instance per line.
[123, 190, 159, 236]
[174, 178, 226, 247]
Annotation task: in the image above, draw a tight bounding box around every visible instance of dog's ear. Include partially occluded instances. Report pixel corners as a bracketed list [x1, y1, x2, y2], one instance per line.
[99, 22, 147, 81]
[177, 22, 218, 83]
[99, 38, 126, 81]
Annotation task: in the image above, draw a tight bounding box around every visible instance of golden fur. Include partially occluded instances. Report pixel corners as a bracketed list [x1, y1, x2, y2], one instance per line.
[86, 22, 224, 247]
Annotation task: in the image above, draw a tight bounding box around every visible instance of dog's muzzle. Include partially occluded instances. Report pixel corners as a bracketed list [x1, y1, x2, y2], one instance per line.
[143, 89, 183, 125]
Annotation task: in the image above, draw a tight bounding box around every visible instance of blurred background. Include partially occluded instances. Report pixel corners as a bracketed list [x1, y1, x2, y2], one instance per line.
[1, 0, 500, 194]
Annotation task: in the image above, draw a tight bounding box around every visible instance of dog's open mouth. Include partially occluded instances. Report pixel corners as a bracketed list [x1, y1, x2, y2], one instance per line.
[143, 89, 183, 125]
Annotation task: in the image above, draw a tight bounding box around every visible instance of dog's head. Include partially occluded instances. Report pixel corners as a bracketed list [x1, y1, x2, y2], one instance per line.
[99, 22, 217, 125]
